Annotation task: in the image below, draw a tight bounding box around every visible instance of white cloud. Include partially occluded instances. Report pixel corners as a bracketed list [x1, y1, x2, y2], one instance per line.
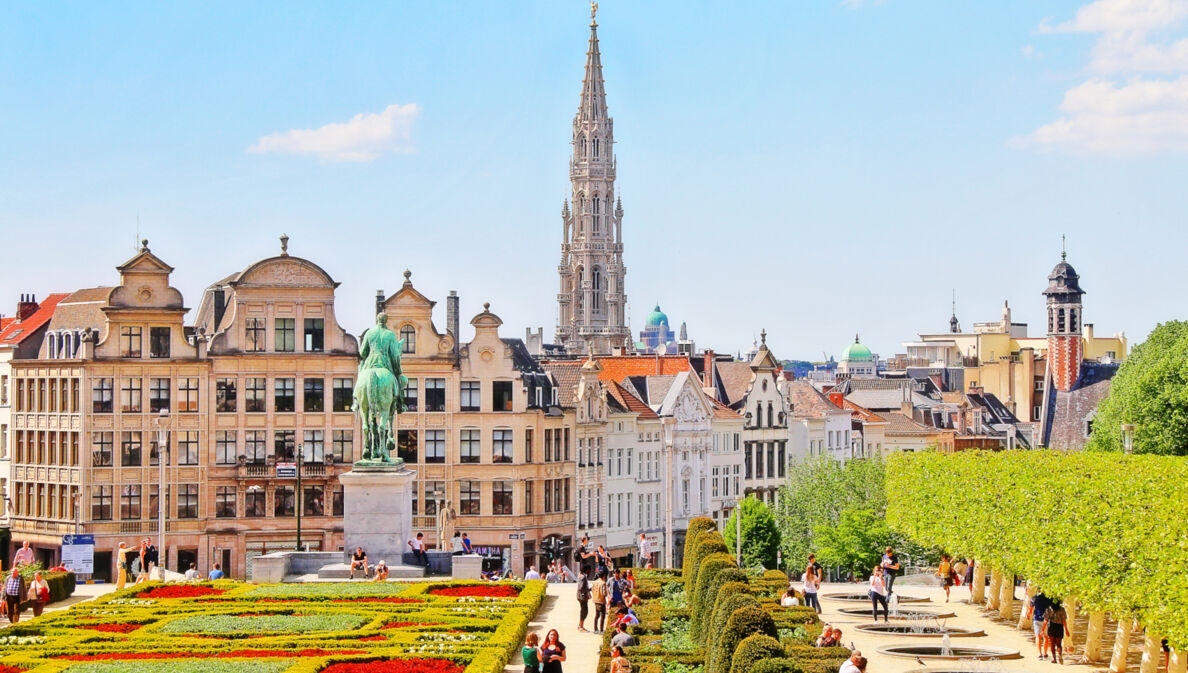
[1020, 0, 1188, 153]
[248, 103, 420, 162]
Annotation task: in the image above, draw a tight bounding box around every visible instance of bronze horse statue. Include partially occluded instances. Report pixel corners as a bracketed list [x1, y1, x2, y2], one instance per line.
[352, 313, 407, 463]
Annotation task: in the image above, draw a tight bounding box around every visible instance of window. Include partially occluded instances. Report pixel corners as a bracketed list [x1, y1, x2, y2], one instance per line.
[274, 486, 295, 517]
[492, 429, 513, 463]
[303, 378, 324, 412]
[274, 378, 295, 412]
[71, 379, 79, 412]
[460, 381, 480, 411]
[1, 375, 7, 405]
[397, 430, 418, 463]
[304, 485, 325, 516]
[120, 485, 141, 520]
[525, 428, 534, 463]
[459, 480, 480, 515]
[778, 443, 786, 477]
[149, 327, 170, 358]
[216, 431, 237, 465]
[245, 318, 266, 352]
[149, 378, 170, 413]
[424, 378, 445, 412]
[404, 378, 418, 412]
[525, 481, 534, 514]
[400, 325, 416, 353]
[216, 486, 236, 518]
[245, 489, 266, 517]
[92, 378, 113, 414]
[177, 431, 199, 465]
[246, 378, 266, 412]
[1033, 405, 1042, 421]
[332, 430, 352, 463]
[121, 378, 142, 413]
[275, 319, 295, 352]
[545, 480, 553, 512]
[460, 429, 480, 463]
[91, 485, 113, 521]
[120, 326, 142, 358]
[423, 481, 445, 516]
[492, 381, 513, 412]
[493, 480, 513, 515]
[274, 430, 295, 462]
[149, 432, 168, 467]
[425, 430, 445, 463]
[14, 380, 22, 412]
[121, 432, 142, 466]
[304, 430, 324, 462]
[216, 378, 237, 412]
[304, 318, 324, 352]
[768, 444, 775, 478]
[245, 431, 266, 463]
[332, 486, 344, 516]
[332, 379, 353, 412]
[756, 444, 764, 476]
[92, 432, 113, 467]
[178, 377, 199, 413]
[745, 445, 753, 479]
[564, 428, 570, 461]
[177, 484, 198, 518]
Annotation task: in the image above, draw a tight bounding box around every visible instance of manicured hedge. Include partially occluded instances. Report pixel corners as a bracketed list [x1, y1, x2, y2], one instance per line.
[730, 634, 786, 673]
[886, 450, 1188, 648]
[698, 569, 748, 648]
[710, 605, 777, 673]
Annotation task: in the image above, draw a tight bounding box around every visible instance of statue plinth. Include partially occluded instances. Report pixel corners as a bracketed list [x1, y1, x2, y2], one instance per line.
[350, 458, 406, 473]
[339, 466, 417, 568]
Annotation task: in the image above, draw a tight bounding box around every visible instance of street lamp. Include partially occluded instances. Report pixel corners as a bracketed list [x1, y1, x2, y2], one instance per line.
[662, 417, 675, 569]
[296, 443, 305, 552]
[154, 409, 170, 571]
[1121, 424, 1136, 455]
[735, 493, 744, 565]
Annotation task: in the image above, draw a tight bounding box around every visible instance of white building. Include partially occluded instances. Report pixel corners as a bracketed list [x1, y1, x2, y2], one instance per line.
[783, 380, 854, 463]
[716, 332, 789, 507]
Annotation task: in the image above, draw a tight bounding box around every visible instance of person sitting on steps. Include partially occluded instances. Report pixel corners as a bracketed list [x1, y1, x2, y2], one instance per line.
[349, 547, 369, 578]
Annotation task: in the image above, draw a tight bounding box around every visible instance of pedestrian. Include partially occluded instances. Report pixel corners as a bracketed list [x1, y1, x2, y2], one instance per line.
[780, 588, 799, 607]
[815, 627, 836, 648]
[937, 553, 955, 602]
[522, 632, 541, 673]
[545, 565, 560, 583]
[637, 533, 652, 569]
[540, 628, 566, 673]
[1044, 599, 1071, 664]
[145, 542, 159, 580]
[609, 645, 632, 673]
[135, 540, 150, 584]
[12, 541, 35, 568]
[839, 650, 863, 673]
[964, 558, 976, 598]
[624, 569, 636, 592]
[3, 568, 26, 623]
[1027, 587, 1052, 659]
[869, 565, 890, 622]
[28, 570, 50, 617]
[576, 572, 591, 632]
[408, 533, 428, 566]
[591, 571, 608, 633]
[609, 569, 625, 608]
[208, 562, 224, 580]
[610, 622, 636, 650]
[803, 554, 822, 613]
[115, 542, 129, 590]
[880, 546, 900, 595]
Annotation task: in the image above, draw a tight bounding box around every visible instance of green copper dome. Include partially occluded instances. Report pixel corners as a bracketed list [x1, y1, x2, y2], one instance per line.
[842, 334, 873, 362]
[645, 305, 669, 328]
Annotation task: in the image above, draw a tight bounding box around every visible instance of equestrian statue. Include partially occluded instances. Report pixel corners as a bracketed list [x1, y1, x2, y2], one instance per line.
[352, 312, 407, 465]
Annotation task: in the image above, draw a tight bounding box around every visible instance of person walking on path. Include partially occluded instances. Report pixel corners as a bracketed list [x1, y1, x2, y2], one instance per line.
[115, 542, 129, 590]
[803, 554, 822, 613]
[880, 546, 900, 595]
[938, 554, 956, 602]
[637, 533, 652, 569]
[135, 540, 150, 584]
[964, 558, 976, 599]
[522, 632, 541, 673]
[1044, 600, 1071, 664]
[28, 571, 50, 617]
[609, 645, 632, 673]
[3, 567, 26, 623]
[144, 542, 159, 580]
[540, 628, 566, 673]
[1027, 588, 1052, 659]
[591, 572, 608, 634]
[576, 572, 591, 632]
[869, 565, 890, 622]
[12, 541, 35, 568]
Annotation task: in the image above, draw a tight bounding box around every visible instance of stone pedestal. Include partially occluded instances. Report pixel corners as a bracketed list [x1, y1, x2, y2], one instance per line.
[339, 466, 417, 568]
[452, 554, 484, 580]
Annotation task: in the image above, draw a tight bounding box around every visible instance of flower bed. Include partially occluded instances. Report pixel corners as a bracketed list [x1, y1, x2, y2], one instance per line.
[0, 579, 546, 673]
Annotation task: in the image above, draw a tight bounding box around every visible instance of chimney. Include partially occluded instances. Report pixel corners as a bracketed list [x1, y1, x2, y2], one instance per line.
[828, 391, 844, 408]
[213, 289, 227, 328]
[446, 291, 460, 354]
[375, 290, 385, 317]
[16, 294, 37, 321]
[900, 400, 913, 417]
[1084, 323, 1094, 340]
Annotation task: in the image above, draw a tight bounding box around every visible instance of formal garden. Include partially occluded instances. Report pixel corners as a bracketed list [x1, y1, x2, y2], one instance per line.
[0, 579, 545, 673]
[597, 517, 849, 673]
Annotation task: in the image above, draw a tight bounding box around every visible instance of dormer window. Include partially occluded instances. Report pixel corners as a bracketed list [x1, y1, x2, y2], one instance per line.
[120, 327, 142, 358]
[149, 327, 170, 358]
[400, 325, 416, 354]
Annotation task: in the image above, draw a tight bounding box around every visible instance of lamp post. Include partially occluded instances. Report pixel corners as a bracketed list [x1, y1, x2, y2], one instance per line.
[154, 409, 170, 567]
[663, 417, 675, 569]
[295, 443, 304, 552]
[1121, 424, 1136, 455]
[735, 493, 743, 565]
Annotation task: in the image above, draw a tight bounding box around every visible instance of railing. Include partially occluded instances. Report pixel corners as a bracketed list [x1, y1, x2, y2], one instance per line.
[119, 521, 158, 534]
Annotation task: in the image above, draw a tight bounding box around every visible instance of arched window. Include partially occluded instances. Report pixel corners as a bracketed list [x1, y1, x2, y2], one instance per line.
[1057, 307, 1066, 332]
[581, 137, 588, 158]
[400, 325, 416, 354]
[767, 402, 774, 427]
[754, 404, 762, 428]
[575, 266, 585, 315]
[593, 138, 600, 158]
[592, 268, 603, 312]
[1070, 308, 1079, 333]
[592, 197, 601, 232]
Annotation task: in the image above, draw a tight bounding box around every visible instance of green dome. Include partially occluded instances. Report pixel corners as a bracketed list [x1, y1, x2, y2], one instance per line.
[842, 335, 873, 362]
[645, 305, 669, 328]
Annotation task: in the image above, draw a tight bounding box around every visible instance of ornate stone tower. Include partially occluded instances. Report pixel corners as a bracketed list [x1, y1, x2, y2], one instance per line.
[1043, 247, 1085, 392]
[556, 3, 629, 355]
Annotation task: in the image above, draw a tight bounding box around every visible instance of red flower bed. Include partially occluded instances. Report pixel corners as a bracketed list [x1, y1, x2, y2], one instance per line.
[137, 585, 226, 599]
[428, 585, 519, 598]
[380, 622, 444, 630]
[77, 623, 143, 633]
[357, 635, 387, 642]
[58, 649, 365, 661]
[0, 667, 25, 673]
[322, 659, 464, 673]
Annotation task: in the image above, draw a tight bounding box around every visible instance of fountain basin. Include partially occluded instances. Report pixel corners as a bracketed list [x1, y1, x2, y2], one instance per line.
[854, 624, 984, 638]
[822, 593, 930, 603]
[877, 645, 1020, 660]
[837, 607, 956, 620]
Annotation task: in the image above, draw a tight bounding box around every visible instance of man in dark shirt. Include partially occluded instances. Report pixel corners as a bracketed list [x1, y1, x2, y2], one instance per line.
[1031, 590, 1052, 658]
[349, 547, 369, 578]
[880, 547, 900, 595]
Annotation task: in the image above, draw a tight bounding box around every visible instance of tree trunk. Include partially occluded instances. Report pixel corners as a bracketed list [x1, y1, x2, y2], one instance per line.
[1016, 582, 1035, 629]
[1140, 630, 1162, 673]
[1170, 647, 1187, 673]
[972, 561, 987, 604]
[1065, 599, 1079, 651]
[988, 569, 1002, 611]
[998, 573, 1015, 621]
[1084, 612, 1107, 663]
[1110, 618, 1134, 673]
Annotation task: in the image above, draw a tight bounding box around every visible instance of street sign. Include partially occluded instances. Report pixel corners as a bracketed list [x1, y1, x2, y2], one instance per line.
[62, 535, 95, 574]
[508, 533, 524, 540]
[276, 463, 297, 479]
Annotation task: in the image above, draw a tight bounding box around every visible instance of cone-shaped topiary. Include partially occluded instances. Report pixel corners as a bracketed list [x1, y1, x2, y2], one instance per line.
[749, 657, 804, 673]
[730, 634, 787, 673]
[691, 552, 735, 639]
[687, 533, 729, 600]
[708, 589, 759, 657]
[682, 518, 719, 594]
[698, 569, 749, 648]
[710, 605, 778, 673]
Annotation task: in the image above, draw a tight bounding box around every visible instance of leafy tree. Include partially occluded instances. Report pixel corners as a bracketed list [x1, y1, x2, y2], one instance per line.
[1087, 321, 1188, 455]
[812, 506, 893, 578]
[723, 497, 781, 569]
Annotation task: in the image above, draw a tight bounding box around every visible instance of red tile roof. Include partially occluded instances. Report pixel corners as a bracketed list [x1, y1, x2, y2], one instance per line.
[607, 380, 659, 419]
[0, 294, 70, 345]
[709, 396, 743, 420]
[594, 355, 692, 383]
[839, 398, 886, 424]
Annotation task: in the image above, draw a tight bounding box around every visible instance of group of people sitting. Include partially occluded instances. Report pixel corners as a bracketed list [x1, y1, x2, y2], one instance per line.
[347, 547, 390, 581]
[815, 625, 844, 648]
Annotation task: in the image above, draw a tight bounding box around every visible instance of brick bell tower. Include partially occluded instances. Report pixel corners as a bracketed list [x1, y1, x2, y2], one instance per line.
[1043, 244, 1085, 392]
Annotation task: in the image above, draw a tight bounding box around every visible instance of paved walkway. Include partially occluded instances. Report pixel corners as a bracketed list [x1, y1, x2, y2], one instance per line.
[504, 581, 602, 673]
[1, 581, 118, 628]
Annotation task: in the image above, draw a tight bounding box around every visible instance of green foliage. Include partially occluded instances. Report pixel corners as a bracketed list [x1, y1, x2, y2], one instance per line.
[683, 518, 718, 594]
[812, 506, 893, 577]
[724, 497, 782, 569]
[730, 634, 785, 673]
[691, 552, 735, 640]
[66, 663, 294, 673]
[661, 582, 688, 610]
[663, 663, 705, 673]
[687, 533, 728, 600]
[160, 613, 368, 634]
[1087, 321, 1188, 455]
[886, 450, 1188, 649]
[710, 606, 777, 673]
[662, 616, 694, 651]
[698, 571, 749, 648]
[708, 591, 760, 657]
[750, 658, 804, 673]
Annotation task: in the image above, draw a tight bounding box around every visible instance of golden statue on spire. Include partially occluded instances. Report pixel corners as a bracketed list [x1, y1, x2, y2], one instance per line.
[591, 2, 598, 22]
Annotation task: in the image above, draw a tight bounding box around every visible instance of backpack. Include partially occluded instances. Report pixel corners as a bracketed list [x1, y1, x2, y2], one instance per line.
[577, 579, 591, 602]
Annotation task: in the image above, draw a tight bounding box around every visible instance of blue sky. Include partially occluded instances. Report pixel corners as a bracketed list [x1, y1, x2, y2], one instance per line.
[2, 1, 1186, 360]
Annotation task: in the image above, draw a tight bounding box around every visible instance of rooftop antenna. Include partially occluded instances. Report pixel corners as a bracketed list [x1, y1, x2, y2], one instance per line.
[135, 211, 141, 253]
[1061, 233, 1067, 261]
